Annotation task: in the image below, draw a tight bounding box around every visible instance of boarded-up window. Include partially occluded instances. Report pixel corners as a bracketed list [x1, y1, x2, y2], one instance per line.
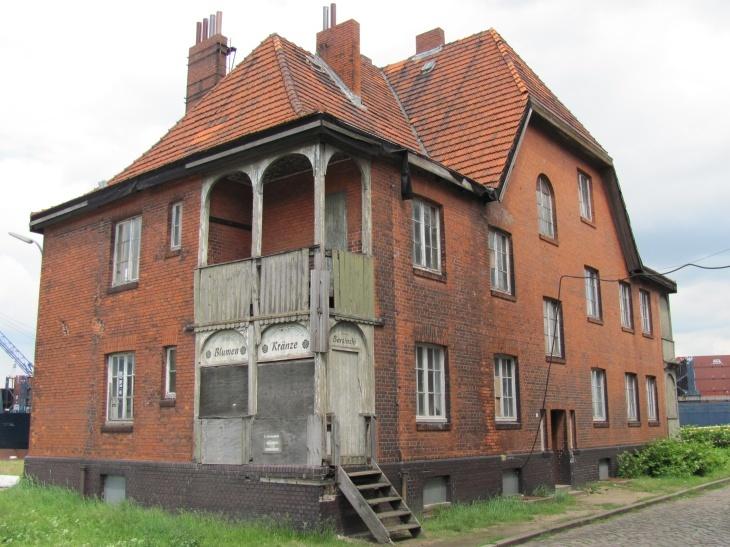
[199, 365, 248, 418]
[423, 476, 449, 506]
[257, 361, 314, 418]
[103, 475, 126, 504]
[325, 192, 347, 250]
[502, 469, 520, 496]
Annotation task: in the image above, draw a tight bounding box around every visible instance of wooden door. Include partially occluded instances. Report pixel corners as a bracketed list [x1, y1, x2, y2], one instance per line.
[328, 349, 366, 464]
[550, 409, 572, 485]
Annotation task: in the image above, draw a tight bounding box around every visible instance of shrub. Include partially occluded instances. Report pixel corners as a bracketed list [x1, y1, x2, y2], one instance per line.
[681, 425, 730, 448]
[617, 438, 727, 478]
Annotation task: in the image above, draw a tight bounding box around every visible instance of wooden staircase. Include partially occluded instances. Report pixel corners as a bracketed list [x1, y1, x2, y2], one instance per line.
[337, 463, 421, 544]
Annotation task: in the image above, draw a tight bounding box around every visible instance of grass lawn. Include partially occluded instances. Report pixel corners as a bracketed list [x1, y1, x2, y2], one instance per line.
[423, 491, 576, 535]
[0, 479, 347, 546]
[618, 459, 730, 494]
[0, 459, 24, 476]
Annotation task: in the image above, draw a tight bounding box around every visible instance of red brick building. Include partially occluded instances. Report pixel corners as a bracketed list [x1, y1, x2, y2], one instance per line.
[26, 10, 678, 540]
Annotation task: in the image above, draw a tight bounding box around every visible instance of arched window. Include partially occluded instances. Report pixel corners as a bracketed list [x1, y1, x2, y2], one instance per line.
[536, 175, 556, 239]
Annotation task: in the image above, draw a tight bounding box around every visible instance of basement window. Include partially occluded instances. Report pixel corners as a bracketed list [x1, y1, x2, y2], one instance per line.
[502, 469, 521, 496]
[103, 475, 127, 504]
[423, 476, 449, 507]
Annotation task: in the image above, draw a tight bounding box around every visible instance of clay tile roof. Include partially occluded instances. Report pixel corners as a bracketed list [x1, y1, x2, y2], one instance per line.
[109, 34, 420, 185]
[383, 29, 605, 188]
[110, 28, 606, 189]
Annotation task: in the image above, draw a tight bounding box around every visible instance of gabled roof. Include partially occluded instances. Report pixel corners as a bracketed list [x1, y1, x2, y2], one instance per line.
[111, 34, 420, 184]
[383, 29, 606, 187]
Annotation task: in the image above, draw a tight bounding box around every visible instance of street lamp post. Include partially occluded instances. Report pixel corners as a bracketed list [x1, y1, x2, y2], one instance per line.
[8, 232, 43, 255]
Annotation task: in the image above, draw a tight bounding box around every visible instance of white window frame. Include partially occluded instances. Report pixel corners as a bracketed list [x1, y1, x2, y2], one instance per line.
[591, 368, 607, 422]
[543, 298, 563, 358]
[625, 373, 639, 422]
[416, 344, 446, 422]
[412, 199, 442, 272]
[494, 356, 518, 422]
[619, 282, 634, 329]
[112, 216, 141, 286]
[107, 353, 135, 422]
[536, 176, 556, 239]
[489, 229, 512, 294]
[640, 290, 652, 334]
[646, 376, 658, 422]
[578, 171, 593, 221]
[170, 202, 183, 250]
[165, 346, 177, 399]
[584, 267, 602, 320]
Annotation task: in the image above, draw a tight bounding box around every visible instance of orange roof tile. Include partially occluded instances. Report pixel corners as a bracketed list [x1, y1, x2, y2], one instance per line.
[110, 28, 606, 189]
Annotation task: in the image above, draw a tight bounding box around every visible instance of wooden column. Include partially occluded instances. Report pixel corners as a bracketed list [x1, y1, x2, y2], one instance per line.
[250, 168, 264, 258]
[312, 143, 327, 269]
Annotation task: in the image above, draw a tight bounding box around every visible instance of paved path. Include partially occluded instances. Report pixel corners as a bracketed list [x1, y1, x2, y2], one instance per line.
[527, 484, 730, 546]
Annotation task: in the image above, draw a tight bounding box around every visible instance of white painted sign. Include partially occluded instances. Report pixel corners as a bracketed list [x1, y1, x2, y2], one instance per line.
[263, 433, 282, 453]
[202, 329, 248, 366]
[329, 323, 363, 351]
[258, 323, 311, 362]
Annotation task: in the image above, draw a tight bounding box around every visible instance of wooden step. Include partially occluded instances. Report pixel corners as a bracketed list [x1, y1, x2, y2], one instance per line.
[347, 469, 382, 478]
[386, 522, 421, 534]
[375, 509, 411, 520]
[367, 495, 401, 505]
[356, 482, 390, 491]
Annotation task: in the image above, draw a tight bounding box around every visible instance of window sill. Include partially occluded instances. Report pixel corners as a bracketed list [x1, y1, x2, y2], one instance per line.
[539, 234, 559, 247]
[648, 420, 661, 427]
[495, 421, 521, 430]
[164, 248, 182, 259]
[593, 421, 609, 428]
[491, 290, 516, 302]
[587, 317, 604, 326]
[413, 267, 447, 283]
[107, 281, 139, 295]
[642, 332, 654, 339]
[628, 421, 642, 428]
[621, 326, 635, 334]
[580, 217, 596, 228]
[102, 422, 133, 433]
[159, 398, 176, 408]
[546, 356, 566, 365]
[416, 421, 450, 432]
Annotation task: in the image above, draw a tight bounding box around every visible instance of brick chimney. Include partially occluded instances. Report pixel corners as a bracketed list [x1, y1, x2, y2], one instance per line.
[316, 6, 361, 96]
[416, 28, 445, 54]
[186, 12, 233, 112]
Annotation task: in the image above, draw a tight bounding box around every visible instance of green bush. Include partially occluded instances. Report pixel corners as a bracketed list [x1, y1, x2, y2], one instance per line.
[617, 438, 727, 478]
[681, 425, 730, 448]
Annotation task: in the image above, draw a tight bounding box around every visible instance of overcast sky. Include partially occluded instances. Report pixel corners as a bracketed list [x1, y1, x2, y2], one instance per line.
[1, 0, 728, 377]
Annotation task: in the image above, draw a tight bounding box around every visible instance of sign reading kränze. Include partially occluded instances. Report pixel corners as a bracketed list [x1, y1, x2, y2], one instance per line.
[258, 323, 311, 362]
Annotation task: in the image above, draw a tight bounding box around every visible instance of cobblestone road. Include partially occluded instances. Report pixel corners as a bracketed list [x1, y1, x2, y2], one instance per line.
[527, 484, 730, 546]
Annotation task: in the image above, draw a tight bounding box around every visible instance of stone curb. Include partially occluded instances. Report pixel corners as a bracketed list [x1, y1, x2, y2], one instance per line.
[491, 476, 730, 546]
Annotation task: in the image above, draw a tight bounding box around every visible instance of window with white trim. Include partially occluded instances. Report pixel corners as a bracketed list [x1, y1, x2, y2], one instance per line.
[170, 202, 182, 250]
[412, 199, 441, 272]
[591, 368, 607, 421]
[107, 353, 134, 422]
[640, 290, 652, 334]
[543, 298, 564, 358]
[578, 171, 593, 221]
[619, 282, 633, 329]
[416, 345, 446, 421]
[489, 229, 512, 294]
[494, 356, 518, 421]
[625, 373, 639, 422]
[112, 216, 141, 286]
[646, 376, 658, 422]
[165, 347, 177, 399]
[536, 175, 556, 239]
[584, 267, 602, 320]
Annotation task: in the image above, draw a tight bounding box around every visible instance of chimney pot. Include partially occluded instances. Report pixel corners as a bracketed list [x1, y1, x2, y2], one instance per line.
[330, 3, 336, 27]
[186, 13, 233, 112]
[416, 27, 445, 54]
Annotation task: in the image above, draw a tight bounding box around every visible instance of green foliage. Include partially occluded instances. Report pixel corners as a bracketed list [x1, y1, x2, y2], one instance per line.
[425, 492, 575, 534]
[617, 438, 728, 478]
[681, 425, 730, 448]
[0, 479, 343, 546]
[530, 484, 553, 498]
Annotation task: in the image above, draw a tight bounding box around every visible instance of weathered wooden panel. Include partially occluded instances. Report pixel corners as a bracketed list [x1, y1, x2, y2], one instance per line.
[328, 349, 366, 461]
[325, 192, 347, 250]
[309, 269, 330, 352]
[332, 251, 374, 317]
[259, 249, 309, 315]
[201, 418, 244, 464]
[199, 365, 248, 418]
[196, 260, 255, 324]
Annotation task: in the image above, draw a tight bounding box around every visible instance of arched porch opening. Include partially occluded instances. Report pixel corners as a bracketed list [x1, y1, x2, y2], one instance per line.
[206, 172, 253, 265]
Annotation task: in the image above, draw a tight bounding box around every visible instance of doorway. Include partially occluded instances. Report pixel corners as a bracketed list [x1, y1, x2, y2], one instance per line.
[550, 409, 572, 485]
